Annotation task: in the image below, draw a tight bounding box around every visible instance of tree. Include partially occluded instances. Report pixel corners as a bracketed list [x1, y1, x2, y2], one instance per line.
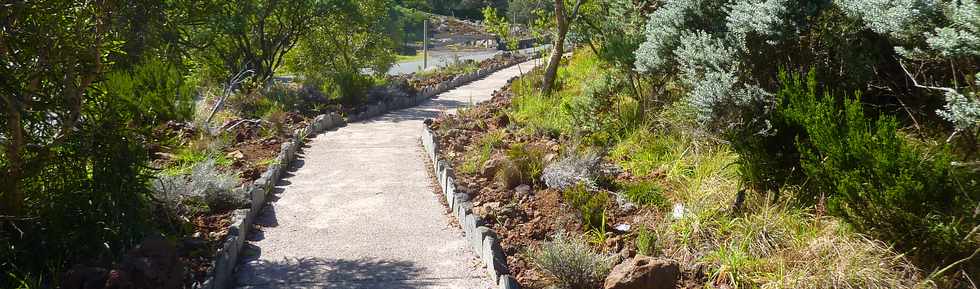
[483, 7, 520, 50]
[507, 0, 552, 25]
[201, 0, 325, 88]
[1, 0, 110, 215]
[289, 0, 397, 104]
[541, 0, 586, 94]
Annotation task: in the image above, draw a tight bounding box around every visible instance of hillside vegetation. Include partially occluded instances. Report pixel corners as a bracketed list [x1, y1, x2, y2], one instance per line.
[433, 0, 979, 288]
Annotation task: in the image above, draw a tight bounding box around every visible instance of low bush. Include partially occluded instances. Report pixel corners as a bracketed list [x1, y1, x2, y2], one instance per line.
[495, 143, 548, 188]
[531, 231, 612, 289]
[541, 152, 602, 191]
[790, 84, 978, 263]
[734, 70, 980, 265]
[261, 107, 289, 138]
[327, 71, 375, 105]
[264, 82, 330, 116]
[562, 183, 610, 231]
[102, 58, 195, 128]
[152, 157, 245, 216]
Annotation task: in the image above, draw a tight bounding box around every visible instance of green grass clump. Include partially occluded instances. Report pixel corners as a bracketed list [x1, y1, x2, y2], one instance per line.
[395, 52, 424, 63]
[616, 180, 667, 209]
[163, 142, 231, 176]
[460, 130, 506, 174]
[494, 142, 548, 188]
[562, 183, 610, 231]
[610, 129, 688, 177]
[634, 226, 657, 256]
[416, 58, 479, 78]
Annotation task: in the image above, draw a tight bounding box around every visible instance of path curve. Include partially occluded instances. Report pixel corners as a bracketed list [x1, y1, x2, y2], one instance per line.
[234, 59, 544, 289]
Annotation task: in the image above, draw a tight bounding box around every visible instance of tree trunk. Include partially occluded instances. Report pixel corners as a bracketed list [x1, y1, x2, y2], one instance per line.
[2, 97, 25, 216]
[541, 0, 584, 94]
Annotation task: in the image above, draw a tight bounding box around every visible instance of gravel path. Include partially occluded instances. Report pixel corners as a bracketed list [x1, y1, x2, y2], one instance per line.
[234, 59, 544, 289]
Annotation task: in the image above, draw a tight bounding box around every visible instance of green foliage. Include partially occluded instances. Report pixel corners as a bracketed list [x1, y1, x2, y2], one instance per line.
[789, 81, 977, 262]
[416, 58, 481, 79]
[460, 130, 506, 174]
[563, 183, 610, 230]
[102, 58, 195, 127]
[506, 0, 552, 25]
[287, 0, 395, 105]
[0, 2, 198, 284]
[327, 71, 377, 105]
[736, 70, 980, 263]
[573, 0, 652, 70]
[396, 0, 433, 11]
[495, 143, 548, 188]
[2, 89, 156, 287]
[610, 129, 688, 177]
[510, 51, 606, 136]
[634, 225, 657, 256]
[424, 0, 507, 20]
[727, 71, 813, 193]
[483, 7, 520, 50]
[264, 83, 331, 116]
[392, 6, 429, 50]
[633, 0, 979, 138]
[617, 180, 667, 208]
[199, 0, 324, 86]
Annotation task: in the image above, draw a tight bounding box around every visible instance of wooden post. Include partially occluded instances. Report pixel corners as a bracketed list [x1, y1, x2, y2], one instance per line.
[423, 18, 428, 70]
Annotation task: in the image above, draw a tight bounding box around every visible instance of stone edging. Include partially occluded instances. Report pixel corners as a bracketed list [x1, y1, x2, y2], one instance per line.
[420, 127, 521, 289]
[196, 54, 533, 289]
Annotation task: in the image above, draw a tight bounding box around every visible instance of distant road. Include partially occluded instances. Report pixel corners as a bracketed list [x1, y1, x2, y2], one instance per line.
[388, 46, 548, 75]
[277, 46, 549, 80]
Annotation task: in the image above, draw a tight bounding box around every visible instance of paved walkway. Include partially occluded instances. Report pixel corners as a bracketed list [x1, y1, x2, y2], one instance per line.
[234, 59, 544, 289]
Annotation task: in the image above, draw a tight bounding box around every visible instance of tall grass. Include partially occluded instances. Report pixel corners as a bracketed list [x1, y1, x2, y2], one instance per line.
[503, 49, 932, 289]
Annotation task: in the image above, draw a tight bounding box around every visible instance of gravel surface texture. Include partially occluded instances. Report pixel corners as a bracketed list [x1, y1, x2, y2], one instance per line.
[234, 59, 545, 289]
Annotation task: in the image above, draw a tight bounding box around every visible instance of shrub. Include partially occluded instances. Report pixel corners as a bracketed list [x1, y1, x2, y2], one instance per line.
[531, 231, 613, 289]
[328, 71, 376, 105]
[793, 87, 977, 262]
[261, 107, 289, 138]
[152, 157, 245, 215]
[541, 152, 602, 191]
[563, 183, 610, 231]
[264, 82, 330, 116]
[102, 58, 195, 127]
[727, 71, 813, 193]
[737, 70, 980, 263]
[494, 143, 548, 188]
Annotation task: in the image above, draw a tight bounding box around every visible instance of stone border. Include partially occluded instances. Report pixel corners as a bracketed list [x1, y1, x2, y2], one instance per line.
[196, 54, 534, 289]
[421, 127, 521, 289]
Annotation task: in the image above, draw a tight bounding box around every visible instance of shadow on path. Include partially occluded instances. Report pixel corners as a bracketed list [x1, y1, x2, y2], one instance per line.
[236, 257, 436, 289]
[358, 98, 469, 124]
